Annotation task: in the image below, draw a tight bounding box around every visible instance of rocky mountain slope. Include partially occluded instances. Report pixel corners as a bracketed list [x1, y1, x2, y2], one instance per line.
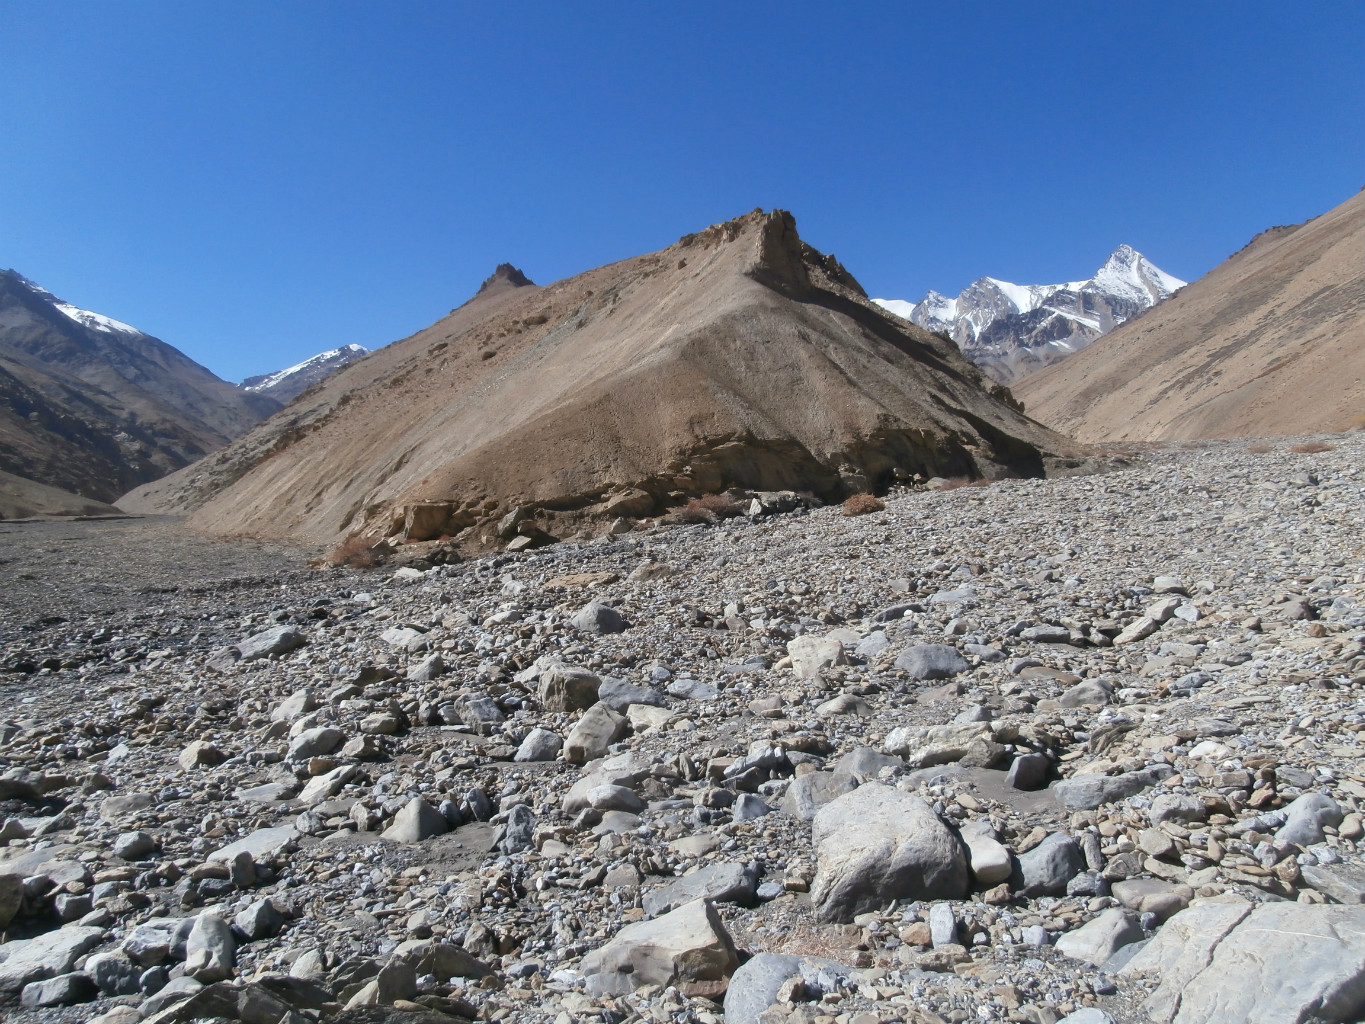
[121, 210, 1081, 551]
[1, 434, 1362, 1024]
[241, 344, 370, 405]
[875, 248, 1184, 384]
[1016, 192, 1365, 441]
[0, 270, 281, 502]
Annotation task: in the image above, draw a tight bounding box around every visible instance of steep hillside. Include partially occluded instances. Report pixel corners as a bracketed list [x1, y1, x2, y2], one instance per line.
[122, 210, 1082, 551]
[0, 270, 280, 501]
[1016, 192, 1365, 441]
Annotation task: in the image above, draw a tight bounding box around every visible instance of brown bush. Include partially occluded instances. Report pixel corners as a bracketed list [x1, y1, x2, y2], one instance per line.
[1246, 443, 1272, 454]
[326, 533, 384, 569]
[842, 493, 885, 516]
[1290, 441, 1334, 454]
[677, 492, 745, 524]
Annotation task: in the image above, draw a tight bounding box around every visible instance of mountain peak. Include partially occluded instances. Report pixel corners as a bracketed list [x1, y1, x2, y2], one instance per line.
[476, 264, 536, 297]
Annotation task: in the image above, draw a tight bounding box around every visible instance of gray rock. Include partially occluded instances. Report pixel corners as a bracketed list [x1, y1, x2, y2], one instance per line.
[564, 702, 628, 764]
[0, 925, 105, 991]
[1051, 765, 1172, 810]
[597, 676, 665, 711]
[961, 824, 1012, 885]
[297, 763, 356, 805]
[1014, 833, 1085, 897]
[643, 862, 757, 918]
[1122, 902, 1365, 1024]
[454, 694, 505, 734]
[587, 784, 646, 813]
[285, 726, 343, 761]
[20, 972, 98, 1007]
[787, 635, 846, 680]
[406, 653, 444, 681]
[723, 953, 851, 1024]
[113, 830, 157, 860]
[1149, 793, 1207, 827]
[882, 721, 993, 768]
[1005, 752, 1050, 790]
[270, 688, 316, 722]
[208, 825, 297, 863]
[1021, 624, 1071, 643]
[963, 642, 1006, 661]
[514, 727, 563, 762]
[121, 917, 194, 966]
[85, 951, 142, 996]
[570, 602, 627, 634]
[138, 975, 203, 1016]
[1275, 792, 1343, 847]
[184, 912, 236, 982]
[929, 903, 957, 947]
[811, 783, 968, 922]
[1055, 908, 1143, 965]
[856, 630, 891, 658]
[498, 803, 536, 855]
[539, 662, 601, 712]
[1301, 861, 1365, 904]
[382, 797, 449, 842]
[835, 747, 906, 778]
[1057, 1011, 1115, 1024]
[779, 771, 859, 820]
[581, 898, 738, 997]
[1111, 879, 1193, 921]
[893, 644, 969, 680]
[732, 793, 772, 821]
[1059, 678, 1114, 707]
[239, 625, 306, 661]
[233, 898, 285, 940]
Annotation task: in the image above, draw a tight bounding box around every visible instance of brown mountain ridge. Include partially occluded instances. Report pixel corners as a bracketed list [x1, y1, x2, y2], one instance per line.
[1017, 191, 1365, 441]
[122, 209, 1084, 551]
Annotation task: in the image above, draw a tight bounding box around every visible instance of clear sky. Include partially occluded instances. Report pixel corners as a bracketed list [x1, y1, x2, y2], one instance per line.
[2, 3, 1361, 383]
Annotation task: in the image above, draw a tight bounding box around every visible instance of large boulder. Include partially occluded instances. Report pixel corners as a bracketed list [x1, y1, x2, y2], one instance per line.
[810, 783, 968, 923]
[893, 644, 968, 680]
[787, 635, 846, 680]
[0, 925, 105, 991]
[539, 663, 601, 712]
[1122, 902, 1365, 1024]
[564, 702, 628, 764]
[723, 953, 854, 1024]
[881, 721, 996, 769]
[581, 898, 738, 998]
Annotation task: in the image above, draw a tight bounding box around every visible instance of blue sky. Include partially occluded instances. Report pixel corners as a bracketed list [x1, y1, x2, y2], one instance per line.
[2, 3, 1361, 383]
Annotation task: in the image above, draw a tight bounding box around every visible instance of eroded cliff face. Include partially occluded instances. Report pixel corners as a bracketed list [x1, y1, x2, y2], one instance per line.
[122, 209, 1076, 555]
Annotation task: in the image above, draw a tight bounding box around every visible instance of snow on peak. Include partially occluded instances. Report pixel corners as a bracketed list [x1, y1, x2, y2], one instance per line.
[242, 345, 369, 392]
[53, 302, 143, 336]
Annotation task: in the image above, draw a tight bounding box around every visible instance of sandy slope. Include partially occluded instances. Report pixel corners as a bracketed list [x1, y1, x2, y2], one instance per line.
[1017, 192, 1364, 441]
[0, 468, 124, 520]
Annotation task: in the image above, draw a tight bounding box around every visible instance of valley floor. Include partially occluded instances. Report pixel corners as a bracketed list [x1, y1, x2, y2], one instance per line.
[1, 433, 1362, 1024]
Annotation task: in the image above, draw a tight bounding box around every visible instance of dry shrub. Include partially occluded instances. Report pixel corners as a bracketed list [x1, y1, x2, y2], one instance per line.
[326, 533, 384, 569]
[678, 492, 745, 523]
[1290, 441, 1334, 454]
[841, 493, 885, 516]
[1246, 443, 1272, 454]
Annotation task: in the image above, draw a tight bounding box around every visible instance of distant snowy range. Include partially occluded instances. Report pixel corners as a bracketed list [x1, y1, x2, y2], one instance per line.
[874, 245, 1184, 383]
[240, 344, 368, 403]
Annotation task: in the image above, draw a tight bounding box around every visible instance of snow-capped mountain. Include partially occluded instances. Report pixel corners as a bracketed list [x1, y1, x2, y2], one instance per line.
[240, 344, 368, 404]
[874, 245, 1185, 384]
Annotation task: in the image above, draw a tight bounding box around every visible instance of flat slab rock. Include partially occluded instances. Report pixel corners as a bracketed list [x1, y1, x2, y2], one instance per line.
[1122, 901, 1365, 1024]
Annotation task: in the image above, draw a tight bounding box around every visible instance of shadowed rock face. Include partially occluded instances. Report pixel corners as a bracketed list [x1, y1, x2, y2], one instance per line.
[121, 209, 1077, 551]
[0, 269, 281, 503]
[1017, 191, 1365, 441]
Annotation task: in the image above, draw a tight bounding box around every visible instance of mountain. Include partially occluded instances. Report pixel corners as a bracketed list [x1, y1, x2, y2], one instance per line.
[0, 270, 282, 502]
[241, 344, 369, 404]
[874, 246, 1185, 383]
[1016, 191, 1364, 441]
[121, 209, 1081, 552]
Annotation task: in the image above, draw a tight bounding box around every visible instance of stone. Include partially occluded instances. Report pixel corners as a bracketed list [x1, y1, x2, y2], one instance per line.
[100, 792, 156, 821]
[184, 912, 236, 982]
[497, 803, 536, 855]
[297, 764, 356, 805]
[382, 797, 449, 842]
[514, 727, 563, 762]
[570, 602, 627, 634]
[1051, 765, 1172, 810]
[581, 898, 738, 998]
[961, 826, 1012, 885]
[787, 635, 846, 680]
[564, 702, 628, 764]
[178, 740, 227, 769]
[234, 897, 285, 940]
[883, 721, 994, 769]
[1059, 678, 1113, 707]
[643, 862, 757, 918]
[779, 771, 860, 820]
[929, 903, 957, 946]
[1055, 908, 1143, 965]
[1275, 792, 1343, 847]
[270, 688, 316, 722]
[893, 644, 969, 680]
[454, 694, 505, 734]
[811, 783, 968, 923]
[732, 793, 772, 820]
[1014, 833, 1085, 897]
[208, 825, 297, 863]
[1123, 902, 1365, 1024]
[1058, 1011, 1115, 1024]
[836, 747, 905, 778]
[1111, 879, 1193, 921]
[139, 976, 204, 1017]
[1114, 617, 1159, 645]
[588, 784, 646, 813]
[539, 662, 602, 712]
[406, 653, 444, 681]
[0, 925, 105, 990]
[626, 703, 674, 731]
[1005, 752, 1050, 790]
[1152, 576, 1187, 594]
[723, 952, 852, 1024]
[1301, 862, 1365, 904]
[1021, 624, 1072, 643]
[113, 830, 157, 860]
[85, 951, 142, 996]
[20, 972, 98, 1007]
[238, 625, 306, 660]
[122, 917, 194, 966]
[286, 726, 343, 761]
[1149, 793, 1207, 827]
[597, 676, 665, 711]
[0, 871, 23, 927]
